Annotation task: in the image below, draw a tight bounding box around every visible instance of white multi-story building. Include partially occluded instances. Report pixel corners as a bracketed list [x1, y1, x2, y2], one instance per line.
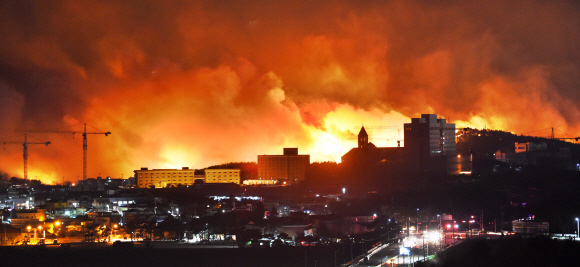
[404, 114, 457, 174]
[404, 114, 456, 157]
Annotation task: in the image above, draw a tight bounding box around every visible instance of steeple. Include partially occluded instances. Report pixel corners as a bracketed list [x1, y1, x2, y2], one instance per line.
[358, 126, 368, 148]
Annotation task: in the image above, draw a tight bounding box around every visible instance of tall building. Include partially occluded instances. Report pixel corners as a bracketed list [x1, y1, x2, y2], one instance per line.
[404, 114, 456, 174]
[404, 114, 456, 158]
[257, 148, 310, 185]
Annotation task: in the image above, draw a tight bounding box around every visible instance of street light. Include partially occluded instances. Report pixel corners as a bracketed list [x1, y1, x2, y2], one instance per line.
[38, 225, 45, 239]
[113, 224, 118, 240]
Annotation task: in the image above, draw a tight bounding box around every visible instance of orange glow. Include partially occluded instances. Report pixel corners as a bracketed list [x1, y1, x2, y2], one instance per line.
[0, 1, 579, 184]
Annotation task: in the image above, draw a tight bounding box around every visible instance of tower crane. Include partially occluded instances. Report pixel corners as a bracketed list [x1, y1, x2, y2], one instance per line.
[1, 134, 51, 181]
[15, 123, 111, 181]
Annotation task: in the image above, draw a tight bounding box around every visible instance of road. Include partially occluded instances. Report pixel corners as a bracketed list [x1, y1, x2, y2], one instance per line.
[357, 234, 456, 267]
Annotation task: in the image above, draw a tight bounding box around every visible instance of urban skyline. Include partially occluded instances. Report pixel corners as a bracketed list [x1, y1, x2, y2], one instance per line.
[1, 1, 580, 185]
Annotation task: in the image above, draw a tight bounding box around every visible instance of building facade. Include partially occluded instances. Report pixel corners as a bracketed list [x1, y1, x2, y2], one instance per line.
[204, 169, 240, 184]
[404, 114, 456, 158]
[134, 167, 240, 188]
[257, 148, 310, 185]
[134, 167, 197, 188]
[404, 114, 456, 174]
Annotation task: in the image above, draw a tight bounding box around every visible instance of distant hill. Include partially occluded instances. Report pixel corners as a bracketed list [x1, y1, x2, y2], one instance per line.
[205, 162, 257, 180]
[456, 128, 580, 160]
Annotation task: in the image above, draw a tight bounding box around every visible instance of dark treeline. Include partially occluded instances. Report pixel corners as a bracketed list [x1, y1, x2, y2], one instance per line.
[417, 237, 580, 267]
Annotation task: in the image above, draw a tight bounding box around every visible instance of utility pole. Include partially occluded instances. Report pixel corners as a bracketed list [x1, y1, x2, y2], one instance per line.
[481, 209, 484, 233]
[501, 206, 504, 233]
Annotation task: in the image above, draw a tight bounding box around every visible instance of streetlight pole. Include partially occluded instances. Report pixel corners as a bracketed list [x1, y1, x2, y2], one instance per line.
[468, 220, 471, 238]
[417, 208, 420, 234]
[453, 222, 457, 245]
[423, 233, 425, 262]
[576, 217, 580, 241]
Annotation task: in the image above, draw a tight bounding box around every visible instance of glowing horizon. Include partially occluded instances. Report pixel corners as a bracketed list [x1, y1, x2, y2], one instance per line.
[1, 1, 580, 184]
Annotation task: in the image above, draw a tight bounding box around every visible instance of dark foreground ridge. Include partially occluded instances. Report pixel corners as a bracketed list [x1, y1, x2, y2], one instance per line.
[418, 236, 580, 267]
[0, 242, 343, 267]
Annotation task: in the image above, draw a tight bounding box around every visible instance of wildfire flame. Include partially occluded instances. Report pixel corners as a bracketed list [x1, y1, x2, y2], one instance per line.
[1, 1, 579, 184]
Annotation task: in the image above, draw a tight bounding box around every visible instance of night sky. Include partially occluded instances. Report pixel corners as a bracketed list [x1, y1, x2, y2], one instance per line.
[1, 0, 579, 184]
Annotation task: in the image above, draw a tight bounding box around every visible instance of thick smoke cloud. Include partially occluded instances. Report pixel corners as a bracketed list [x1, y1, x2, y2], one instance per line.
[1, 0, 579, 183]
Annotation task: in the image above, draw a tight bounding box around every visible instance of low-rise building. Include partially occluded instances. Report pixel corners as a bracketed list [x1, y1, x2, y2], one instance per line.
[205, 169, 240, 184]
[135, 167, 240, 188]
[134, 167, 197, 188]
[9, 208, 46, 227]
[512, 217, 549, 234]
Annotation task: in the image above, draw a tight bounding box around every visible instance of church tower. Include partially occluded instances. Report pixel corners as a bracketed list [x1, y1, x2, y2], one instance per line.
[358, 126, 368, 148]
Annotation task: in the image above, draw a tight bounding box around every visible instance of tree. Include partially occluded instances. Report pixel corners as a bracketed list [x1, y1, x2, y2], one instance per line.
[158, 215, 184, 240]
[269, 206, 278, 219]
[253, 201, 265, 220]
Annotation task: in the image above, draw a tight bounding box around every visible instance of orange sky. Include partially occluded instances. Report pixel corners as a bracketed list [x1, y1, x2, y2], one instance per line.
[1, 1, 580, 184]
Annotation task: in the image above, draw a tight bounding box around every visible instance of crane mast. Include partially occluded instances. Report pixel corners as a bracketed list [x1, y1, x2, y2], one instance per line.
[15, 123, 110, 181]
[1, 134, 51, 182]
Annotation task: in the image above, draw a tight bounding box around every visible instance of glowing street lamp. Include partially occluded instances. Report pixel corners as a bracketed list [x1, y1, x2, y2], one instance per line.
[111, 224, 118, 240]
[38, 225, 45, 239]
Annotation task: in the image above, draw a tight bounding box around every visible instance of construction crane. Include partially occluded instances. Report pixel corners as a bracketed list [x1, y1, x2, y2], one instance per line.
[15, 123, 111, 181]
[1, 134, 51, 181]
[521, 127, 579, 142]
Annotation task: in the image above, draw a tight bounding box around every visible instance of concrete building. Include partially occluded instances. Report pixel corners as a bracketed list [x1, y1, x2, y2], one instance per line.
[515, 142, 547, 153]
[9, 208, 46, 227]
[134, 167, 197, 188]
[258, 148, 310, 185]
[404, 114, 456, 174]
[495, 142, 575, 170]
[204, 169, 240, 184]
[135, 168, 240, 188]
[512, 217, 549, 234]
[404, 114, 456, 158]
